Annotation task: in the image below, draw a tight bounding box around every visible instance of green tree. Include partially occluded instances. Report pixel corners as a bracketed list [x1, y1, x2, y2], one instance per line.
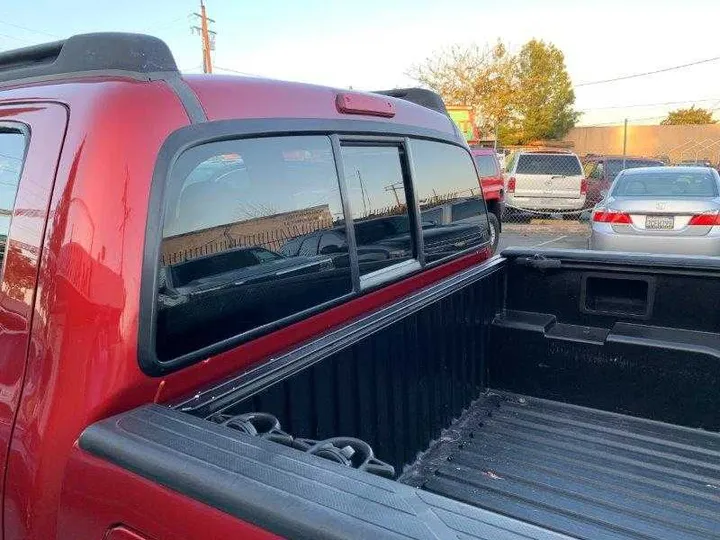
[661, 106, 716, 125]
[409, 39, 579, 145]
[508, 39, 579, 144]
[408, 41, 517, 135]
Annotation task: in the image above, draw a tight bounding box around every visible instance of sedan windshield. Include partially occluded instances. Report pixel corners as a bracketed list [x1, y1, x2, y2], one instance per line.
[612, 171, 718, 198]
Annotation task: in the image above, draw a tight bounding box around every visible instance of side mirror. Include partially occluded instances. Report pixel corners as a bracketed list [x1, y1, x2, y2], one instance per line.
[600, 189, 608, 199]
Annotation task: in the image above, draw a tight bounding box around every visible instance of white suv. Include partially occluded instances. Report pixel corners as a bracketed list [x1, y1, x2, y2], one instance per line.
[504, 151, 587, 213]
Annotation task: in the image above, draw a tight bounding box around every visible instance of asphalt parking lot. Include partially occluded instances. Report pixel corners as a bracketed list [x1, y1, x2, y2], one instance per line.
[497, 220, 590, 251]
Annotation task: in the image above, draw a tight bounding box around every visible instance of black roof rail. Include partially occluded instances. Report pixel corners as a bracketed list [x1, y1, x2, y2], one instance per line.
[373, 88, 448, 115]
[0, 32, 178, 86]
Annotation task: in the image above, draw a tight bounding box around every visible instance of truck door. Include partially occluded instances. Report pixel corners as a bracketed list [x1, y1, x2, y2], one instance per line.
[0, 103, 67, 538]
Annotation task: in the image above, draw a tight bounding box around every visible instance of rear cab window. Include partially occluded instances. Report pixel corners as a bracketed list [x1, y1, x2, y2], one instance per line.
[606, 159, 664, 178]
[158, 135, 352, 361]
[516, 154, 583, 175]
[341, 145, 415, 281]
[147, 125, 491, 372]
[473, 154, 499, 177]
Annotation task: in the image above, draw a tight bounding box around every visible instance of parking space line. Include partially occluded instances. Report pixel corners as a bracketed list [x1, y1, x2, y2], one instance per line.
[533, 235, 568, 247]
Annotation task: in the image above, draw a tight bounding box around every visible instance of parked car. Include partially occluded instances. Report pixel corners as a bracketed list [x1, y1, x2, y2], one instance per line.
[590, 166, 720, 255]
[503, 150, 587, 216]
[678, 158, 713, 167]
[470, 147, 503, 248]
[583, 155, 665, 205]
[421, 196, 499, 252]
[0, 32, 717, 540]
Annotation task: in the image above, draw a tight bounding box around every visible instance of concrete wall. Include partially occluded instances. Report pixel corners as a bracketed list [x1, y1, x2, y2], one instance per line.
[563, 124, 720, 162]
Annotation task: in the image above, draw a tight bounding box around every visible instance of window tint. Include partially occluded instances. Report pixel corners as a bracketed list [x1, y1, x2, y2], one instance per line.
[299, 235, 320, 256]
[612, 171, 718, 198]
[421, 207, 444, 225]
[585, 162, 603, 179]
[473, 154, 498, 177]
[158, 135, 352, 361]
[516, 154, 582, 175]
[0, 131, 25, 270]
[451, 199, 485, 221]
[319, 232, 346, 254]
[606, 159, 663, 179]
[341, 145, 413, 276]
[410, 140, 490, 263]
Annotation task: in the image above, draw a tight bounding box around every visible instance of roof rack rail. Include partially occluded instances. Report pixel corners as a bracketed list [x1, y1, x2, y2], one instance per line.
[373, 88, 448, 115]
[0, 32, 178, 86]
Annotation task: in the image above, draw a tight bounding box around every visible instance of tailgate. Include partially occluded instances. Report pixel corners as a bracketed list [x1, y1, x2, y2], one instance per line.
[79, 405, 571, 540]
[514, 173, 583, 199]
[514, 154, 584, 199]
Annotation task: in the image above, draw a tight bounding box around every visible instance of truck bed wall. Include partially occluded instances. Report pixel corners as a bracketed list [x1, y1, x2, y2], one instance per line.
[490, 250, 720, 430]
[198, 266, 503, 472]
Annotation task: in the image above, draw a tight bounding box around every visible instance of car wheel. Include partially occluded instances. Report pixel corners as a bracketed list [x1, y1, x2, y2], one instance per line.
[488, 212, 500, 253]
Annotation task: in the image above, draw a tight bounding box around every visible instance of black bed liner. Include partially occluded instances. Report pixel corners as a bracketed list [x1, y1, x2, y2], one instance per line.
[80, 404, 573, 540]
[399, 392, 720, 540]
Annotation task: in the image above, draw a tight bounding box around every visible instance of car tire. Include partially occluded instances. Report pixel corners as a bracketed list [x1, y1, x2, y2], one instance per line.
[488, 212, 500, 254]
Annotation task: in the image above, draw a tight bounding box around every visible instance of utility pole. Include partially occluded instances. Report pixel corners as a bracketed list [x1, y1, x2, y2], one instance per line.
[622, 118, 628, 170]
[191, 1, 216, 73]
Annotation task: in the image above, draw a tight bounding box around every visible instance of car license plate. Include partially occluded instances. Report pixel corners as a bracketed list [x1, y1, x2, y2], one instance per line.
[645, 215, 674, 230]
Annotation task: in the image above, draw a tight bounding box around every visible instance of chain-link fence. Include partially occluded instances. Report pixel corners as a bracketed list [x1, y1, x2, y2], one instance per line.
[495, 149, 595, 251]
[494, 130, 720, 253]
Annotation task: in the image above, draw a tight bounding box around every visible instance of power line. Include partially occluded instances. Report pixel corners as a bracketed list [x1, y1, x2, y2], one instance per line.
[140, 15, 186, 34]
[0, 31, 29, 44]
[214, 65, 266, 78]
[575, 55, 720, 87]
[580, 97, 720, 111]
[579, 106, 720, 127]
[0, 20, 60, 39]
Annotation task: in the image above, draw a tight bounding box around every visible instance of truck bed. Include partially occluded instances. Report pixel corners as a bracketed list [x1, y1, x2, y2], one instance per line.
[399, 392, 720, 540]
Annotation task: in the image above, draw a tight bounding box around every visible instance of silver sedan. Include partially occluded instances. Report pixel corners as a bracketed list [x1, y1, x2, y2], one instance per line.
[590, 166, 720, 255]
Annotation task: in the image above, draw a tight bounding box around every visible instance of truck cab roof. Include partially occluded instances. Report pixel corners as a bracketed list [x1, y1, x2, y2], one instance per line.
[0, 33, 457, 137]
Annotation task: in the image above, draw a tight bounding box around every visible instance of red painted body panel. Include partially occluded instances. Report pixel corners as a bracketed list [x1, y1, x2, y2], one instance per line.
[480, 176, 504, 201]
[0, 103, 68, 537]
[59, 449, 279, 539]
[470, 148, 504, 203]
[105, 527, 150, 540]
[0, 75, 489, 539]
[184, 75, 456, 133]
[3, 80, 191, 540]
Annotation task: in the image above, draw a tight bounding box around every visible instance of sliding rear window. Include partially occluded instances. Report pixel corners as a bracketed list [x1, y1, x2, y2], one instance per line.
[157, 136, 352, 362]
[148, 129, 489, 370]
[412, 139, 490, 263]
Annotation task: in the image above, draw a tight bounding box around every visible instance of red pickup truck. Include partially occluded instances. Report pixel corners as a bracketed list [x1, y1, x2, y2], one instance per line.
[470, 147, 504, 246]
[0, 33, 717, 540]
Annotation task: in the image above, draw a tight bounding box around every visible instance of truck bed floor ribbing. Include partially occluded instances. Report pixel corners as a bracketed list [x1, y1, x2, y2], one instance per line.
[399, 391, 720, 540]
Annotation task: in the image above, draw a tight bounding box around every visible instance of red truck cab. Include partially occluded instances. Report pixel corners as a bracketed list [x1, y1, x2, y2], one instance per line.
[0, 33, 494, 539]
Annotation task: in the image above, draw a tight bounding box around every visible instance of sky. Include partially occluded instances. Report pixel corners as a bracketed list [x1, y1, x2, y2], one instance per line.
[2, 0, 720, 127]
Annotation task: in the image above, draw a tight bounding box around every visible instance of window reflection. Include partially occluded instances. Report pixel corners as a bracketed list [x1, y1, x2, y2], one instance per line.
[411, 140, 491, 263]
[158, 136, 352, 361]
[341, 145, 414, 275]
[0, 131, 25, 269]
